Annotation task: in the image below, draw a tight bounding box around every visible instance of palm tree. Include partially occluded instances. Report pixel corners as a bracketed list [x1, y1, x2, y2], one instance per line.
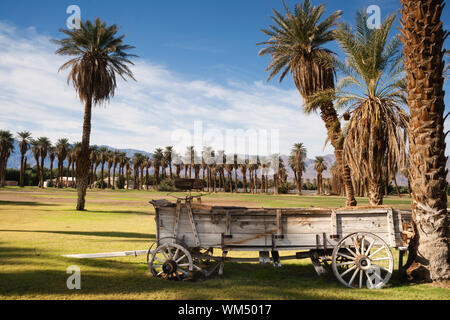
[37, 137, 51, 188]
[55, 139, 69, 188]
[311, 13, 408, 206]
[164, 146, 174, 179]
[314, 156, 327, 195]
[153, 149, 164, 189]
[125, 158, 131, 189]
[0, 131, 14, 187]
[70, 142, 81, 188]
[30, 139, 41, 187]
[17, 131, 32, 187]
[290, 143, 307, 195]
[98, 147, 108, 189]
[89, 146, 99, 188]
[111, 150, 119, 189]
[106, 150, 114, 189]
[48, 146, 56, 187]
[53, 18, 136, 210]
[258, 0, 356, 206]
[399, 0, 450, 282]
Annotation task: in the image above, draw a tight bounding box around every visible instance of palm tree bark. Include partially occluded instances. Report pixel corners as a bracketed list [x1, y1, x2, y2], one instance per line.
[320, 104, 357, 206]
[400, 0, 450, 282]
[19, 153, 25, 187]
[76, 99, 92, 211]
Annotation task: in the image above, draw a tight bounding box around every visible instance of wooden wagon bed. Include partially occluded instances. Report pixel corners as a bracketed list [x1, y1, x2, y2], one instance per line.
[152, 200, 410, 251]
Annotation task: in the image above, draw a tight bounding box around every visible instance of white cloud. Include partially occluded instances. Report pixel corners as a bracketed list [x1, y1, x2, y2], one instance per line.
[0, 22, 334, 158]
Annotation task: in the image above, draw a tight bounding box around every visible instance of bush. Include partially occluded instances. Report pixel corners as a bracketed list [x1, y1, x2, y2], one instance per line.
[157, 179, 176, 192]
[96, 180, 107, 189]
[278, 181, 295, 194]
[116, 176, 126, 189]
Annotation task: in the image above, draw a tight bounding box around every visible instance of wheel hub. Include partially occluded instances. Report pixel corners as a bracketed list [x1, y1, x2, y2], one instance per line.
[162, 260, 177, 274]
[355, 255, 371, 271]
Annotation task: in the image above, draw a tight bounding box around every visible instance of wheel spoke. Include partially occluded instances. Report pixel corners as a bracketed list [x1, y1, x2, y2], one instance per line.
[193, 264, 202, 271]
[154, 256, 165, 263]
[178, 263, 190, 267]
[365, 271, 374, 289]
[359, 268, 363, 288]
[368, 246, 384, 258]
[160, 249, 169, 261]
[173, 248, 180, 261]
[337, 252, 355, 260]
[371, 257, 391, 262]
[176, 254, 187, 263]
[352, 237, 360, 255]
[340, 265, 357, 277]
[360, 236, 365, 254]
[346, 247, 358, 257]
[337, 261, 355, 266]
[349, 268, 359, 287]
[365, 239, 375, 256]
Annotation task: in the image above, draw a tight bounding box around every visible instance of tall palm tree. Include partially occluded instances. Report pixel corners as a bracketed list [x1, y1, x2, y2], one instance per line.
[30, 139, 41, 187]
[55, 139, 69, 188]
[70, 142, 82, 188]
[164, 146, 174, 179]
[106, 150, 114, 189]
[89, 146, 99, 188]
[53, 18, 136, 210]
[0, 130, 14, 187]
[290, 143, 307, 195]
[314, 156, 327, 195]
[98, 147, 108, 189]
[399, 0, 450, 282]
[310, 13, 408, 206]
[258, 0, 356, 206]
[111, 150, 119, 189]
[48, 146, 56, 187]
[17, 131, 32, 187]
[153, 149, 164, 189]
[37, 137, 51, 188]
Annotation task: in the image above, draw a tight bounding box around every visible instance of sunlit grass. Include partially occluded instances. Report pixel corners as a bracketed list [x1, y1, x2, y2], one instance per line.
[0, 187, 448, 300]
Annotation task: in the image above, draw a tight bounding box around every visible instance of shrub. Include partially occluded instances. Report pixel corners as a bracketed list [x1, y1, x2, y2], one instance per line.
[116, 176, 126, 190]
[278, 181, 295, 194]
[157, 179, 176, 192]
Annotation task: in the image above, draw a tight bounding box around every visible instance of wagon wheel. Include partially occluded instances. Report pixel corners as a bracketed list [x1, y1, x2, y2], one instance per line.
[190, 247, 221, 279]
[148, 243, 195, 281]
[332, 232, 394, 289]
[191, 247, 214, 266]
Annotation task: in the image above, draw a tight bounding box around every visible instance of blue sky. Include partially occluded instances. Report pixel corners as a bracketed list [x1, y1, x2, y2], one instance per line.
[0, 0, 449, 157]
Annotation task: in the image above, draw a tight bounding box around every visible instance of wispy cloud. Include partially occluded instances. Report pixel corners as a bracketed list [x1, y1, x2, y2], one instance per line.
[0, 21, 337, 158]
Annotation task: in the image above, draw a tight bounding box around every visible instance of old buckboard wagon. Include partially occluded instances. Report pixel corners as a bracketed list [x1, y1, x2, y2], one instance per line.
[63, 179, 413, 289]
[145, 179, 413, 289]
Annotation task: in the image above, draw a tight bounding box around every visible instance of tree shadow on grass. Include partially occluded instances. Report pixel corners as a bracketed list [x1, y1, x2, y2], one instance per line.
[0, 200, 59, 207]
[0, 230, 155, 240]
[0, 244, 429, 300]
[84, 209, 154, 216]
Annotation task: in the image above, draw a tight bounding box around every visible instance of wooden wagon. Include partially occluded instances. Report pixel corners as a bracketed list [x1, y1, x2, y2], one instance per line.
[148, 196, 412, 289]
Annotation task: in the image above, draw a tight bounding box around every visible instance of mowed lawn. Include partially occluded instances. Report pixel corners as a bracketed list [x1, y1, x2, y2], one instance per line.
[0, 187, 448, 300]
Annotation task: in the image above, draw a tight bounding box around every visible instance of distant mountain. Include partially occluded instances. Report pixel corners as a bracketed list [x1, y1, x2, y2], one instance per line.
[4, 139, 443, 186]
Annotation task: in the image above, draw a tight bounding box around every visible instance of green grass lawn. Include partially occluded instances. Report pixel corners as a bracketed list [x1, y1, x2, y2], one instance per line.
[0, 187, 448, 300]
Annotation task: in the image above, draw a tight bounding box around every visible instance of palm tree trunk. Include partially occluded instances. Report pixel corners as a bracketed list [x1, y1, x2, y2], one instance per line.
[400, 0, 450, 282]
[320, 104, 357, 206]
[368, 177, 383, 206]
[234, 169, 238, 193]
[50, 160, 53, 187]
[76, 99, 92, 211]
[20, 153, 25, 187]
